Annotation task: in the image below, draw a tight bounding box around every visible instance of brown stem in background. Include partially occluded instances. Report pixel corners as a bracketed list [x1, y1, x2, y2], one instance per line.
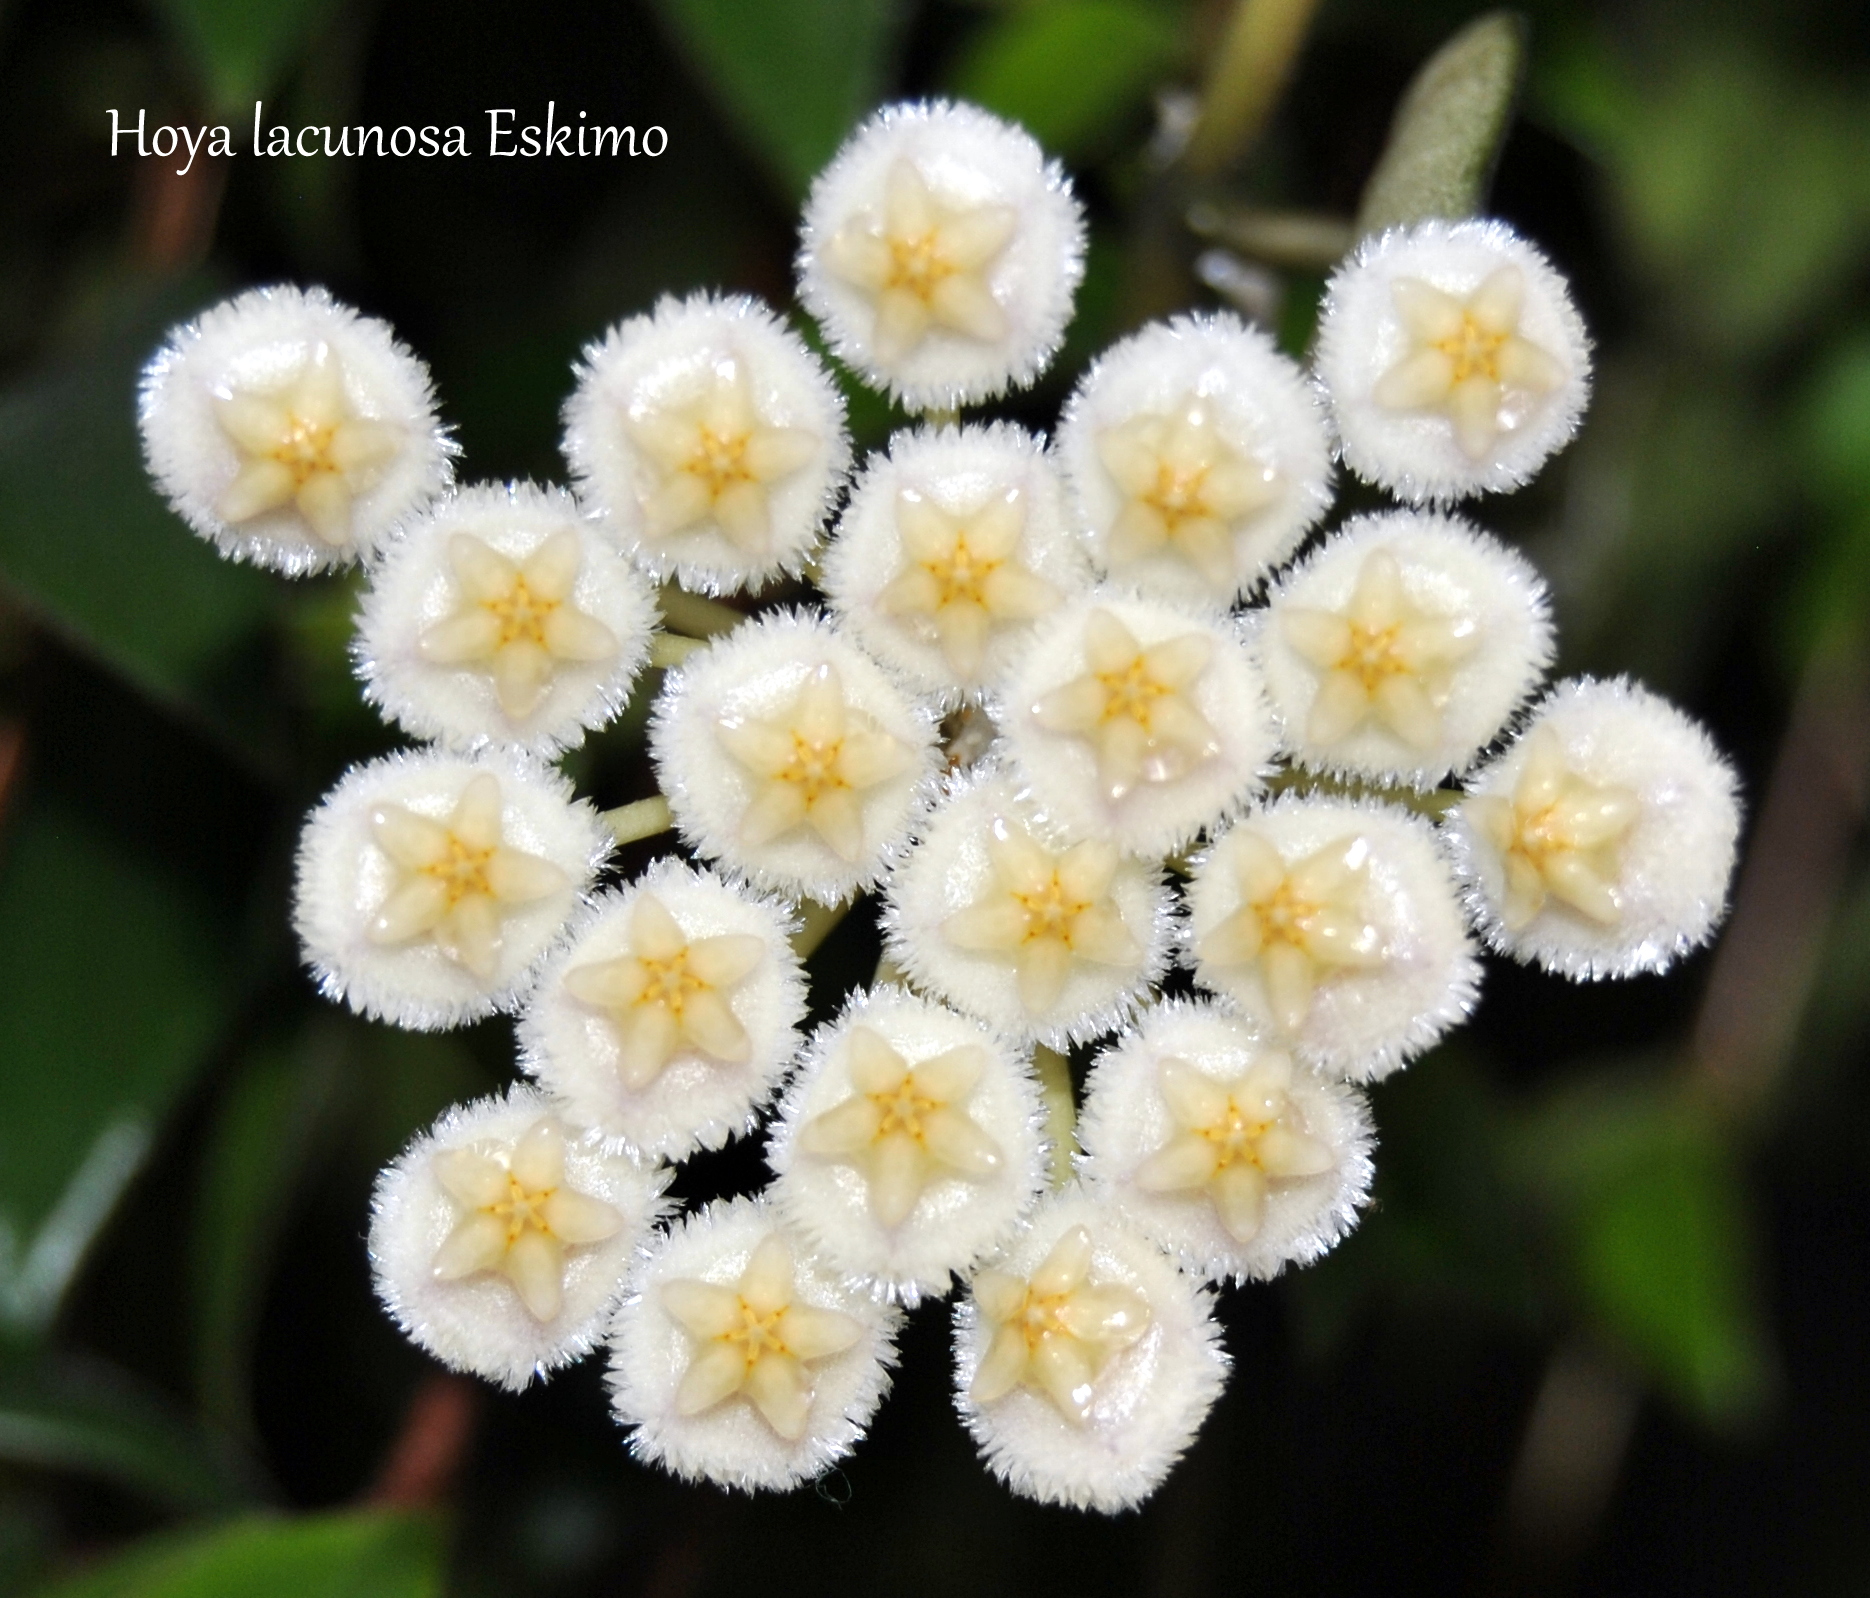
[365, 1373, 481, 1509]
[131, 153, 228, 273]
[0, 722, 25, 836]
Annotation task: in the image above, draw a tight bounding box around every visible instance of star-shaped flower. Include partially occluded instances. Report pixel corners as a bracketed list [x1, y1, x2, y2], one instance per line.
[429, 1118, 624, 1321]
[1195, 831, 1385, 1034]
[822, 158, 1017, 365]
[875, 486, 1057, 677]
[969, 1225, 1151, 1425]
[715, 662, 914, 862]
[561, 892, 766, 1091]
[1372, 267, 1566, 461]
[1094, 397, 1281, 589]
[415, 530, 620, 719]
[942, 825, 1139, 1014]
[1031, 609, 1218, 803]
[1280, 548, 1479, 749]
[1464, 726, 1640, 930]
[1132, 1055, 1336, 1244]
[367, 771, 570, 981]
[794, 1025, 1004, 1228]
[625, 359, 820, 552]
[213, 341, 401, 545]
[661, 1233, 864, 1440]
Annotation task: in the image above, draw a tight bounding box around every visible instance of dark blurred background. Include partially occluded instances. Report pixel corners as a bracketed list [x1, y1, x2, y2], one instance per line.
[0, 0, 1866, 1592]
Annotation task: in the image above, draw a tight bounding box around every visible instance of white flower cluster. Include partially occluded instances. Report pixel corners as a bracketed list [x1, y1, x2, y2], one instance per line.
[140, 98, 1742, 1511]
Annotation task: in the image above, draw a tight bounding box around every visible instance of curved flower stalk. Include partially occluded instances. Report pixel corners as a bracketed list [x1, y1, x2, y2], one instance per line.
[139, 76, 1749, 1518]
[355, 481, 659, 755]
[766, 984, 1048, 1303]
[369, 1085, 667, 1390]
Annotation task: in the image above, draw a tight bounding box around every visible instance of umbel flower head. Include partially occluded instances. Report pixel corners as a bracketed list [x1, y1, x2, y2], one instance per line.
[1183, 798, 1480, 1081]
[766, 985, 1048, 1303]
[953, 1185, 1228, 1512]
[369, 1085, 667, 1390]
[294, 747, 610, 1029]
[1444, 677, 1741, 979]
[139, 284, 453, 572]
[798, 99, 1086, 410]
[520, 858, 807, 1161]
[608, 1197, 903, 1492]
[562, 292, 849, 595]
[1076, 999, 1374, 1284]
[820, 421, 1092, 702]
[999, 589, 1277, 858]
[1057, 311, 1333, 610]
[650, 609, 940, 903]
[1315, 218, 1592, 503]
[354, 480, 658, 755]
[881, 769, 1174, 1048]
[1257, 509, 1553, 789]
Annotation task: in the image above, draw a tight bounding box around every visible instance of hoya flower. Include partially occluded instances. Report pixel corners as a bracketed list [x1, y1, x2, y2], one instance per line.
[369, 1085, 666, 1390]
[953, 1185, 1228, 1512]
[1258, 510, 1553, 788]
[881, 770, 1172, 1047]
[1056, 312, 1333, 610]
[354, 481, 657, 754]
[820, 422, 1092, 702]
[1076, 1000, 1374, 1284]
[999, 589, 1276, 859]
[650, 610, 940, 903]
[519, 858, 807, 1162]
[1444, 677, 1741, 979]
[609, 1197, 902, 1492]
[767, 986, 1047, 1303]
[1315, 218, 1592, 502]
[1183, 798, 1479, 1080]
[561, 293, 849, 594]
[797, 100, 1085, 410]
[139, 284, 452, 573]
[294, 747, 609, 1029]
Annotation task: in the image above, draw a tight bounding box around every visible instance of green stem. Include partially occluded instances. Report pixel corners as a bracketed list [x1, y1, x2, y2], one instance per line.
[789, 897, 852, 960]
[1182, 0, 1327, 177]
[649, 632, 705, 669]
[656, 583, 744, 639]
[1263, 765, 1464, 821]
[602, 796, 674, 846]
[1033, 1046, 1079, 1190]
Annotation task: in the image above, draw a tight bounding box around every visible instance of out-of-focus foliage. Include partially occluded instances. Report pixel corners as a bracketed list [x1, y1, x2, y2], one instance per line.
[0, 0, 1864, 1593]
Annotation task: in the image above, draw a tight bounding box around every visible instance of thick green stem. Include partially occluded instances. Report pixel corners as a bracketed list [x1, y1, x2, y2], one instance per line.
[649, 632, 705, 669]
[1262, 765, 1463, 821]
[789, 897, 852, 960]
[602, 796, 674, 847]
[656, 583, 744, 639]
[1033, 1046, 1079, 1190]
[1182, 0, 1327, 177]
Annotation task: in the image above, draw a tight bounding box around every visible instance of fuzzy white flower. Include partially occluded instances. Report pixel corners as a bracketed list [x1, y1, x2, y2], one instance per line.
[1184, 798, 1479, 1080]
[999, 589, 1275, 858]
[1077, 1000, 1374, 1285]
[294, 747, 609, 1029]
[1258, 510, 1553, 788]
[767, 986, 1047, 1303]
[1315, 219, 1591, 503]
[649, 610, 940, 902]
[953, 1185, 1228, 1512]
[1444, 677, 1741, 978]
[369, 1085, 666, 1390]
[139, 284, 452, 573]
[561, 293, 849, 595]
[609, 1197, 902, 1492]
[798, 100, 1085, 410]
[1056, 313, 1333, 610]
[820, 422, 1092, 702]
[881, 770, 1172, 1048]
[353, 481, 657, 754]
[519, 859, 807, 1162]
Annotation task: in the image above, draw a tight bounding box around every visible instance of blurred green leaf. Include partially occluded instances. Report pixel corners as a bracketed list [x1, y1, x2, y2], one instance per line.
[1784, 335, 1870, 659]
[0, 284, 285, 777]
[146, 0, 337, 116]
[192, 1034, 340, 1436]
[1513, 1080, 1772, 1426]
[646, 0, 909, 198]
[1356, 11, 1526, 236]
[0, 1355, 262, 1512]
[948, 0, 1183, 162]
[32, 1510, 441, 1598]
[0, 790, 234, 1334]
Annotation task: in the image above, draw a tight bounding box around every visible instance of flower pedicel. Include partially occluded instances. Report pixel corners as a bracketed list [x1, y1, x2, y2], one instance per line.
[140, 92, 1741, 1511]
